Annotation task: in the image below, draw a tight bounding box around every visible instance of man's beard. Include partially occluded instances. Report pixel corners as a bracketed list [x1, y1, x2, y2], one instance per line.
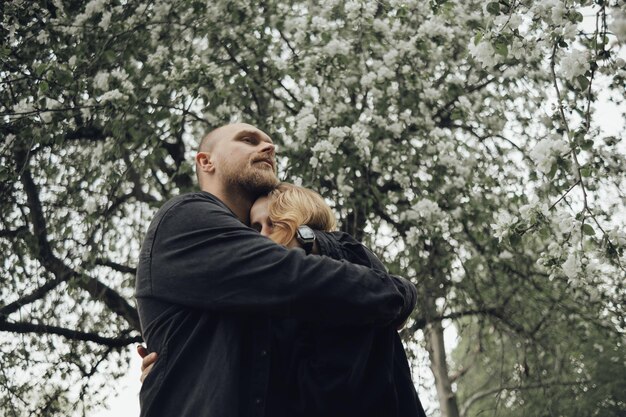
[220, 158, 279, 198]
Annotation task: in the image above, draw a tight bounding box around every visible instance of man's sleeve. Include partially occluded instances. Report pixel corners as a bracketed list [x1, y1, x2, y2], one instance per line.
[137, 198, 411, 326]
[315, 231, 417, 327]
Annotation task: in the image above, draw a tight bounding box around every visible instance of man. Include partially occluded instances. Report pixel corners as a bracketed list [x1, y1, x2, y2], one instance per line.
[135, 123, 418, 417]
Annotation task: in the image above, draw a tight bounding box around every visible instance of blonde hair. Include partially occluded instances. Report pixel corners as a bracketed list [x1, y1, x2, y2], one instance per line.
[267, 183, 337, 246]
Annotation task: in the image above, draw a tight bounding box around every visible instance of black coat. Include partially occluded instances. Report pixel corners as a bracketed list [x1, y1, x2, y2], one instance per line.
[135, 192, 420, 417]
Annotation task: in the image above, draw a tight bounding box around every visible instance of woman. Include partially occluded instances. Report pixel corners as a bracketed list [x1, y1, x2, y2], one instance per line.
[140, 183, 425, 417]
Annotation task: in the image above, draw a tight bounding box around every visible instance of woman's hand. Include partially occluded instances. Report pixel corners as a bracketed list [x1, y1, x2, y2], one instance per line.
[137, 345, 158, 383]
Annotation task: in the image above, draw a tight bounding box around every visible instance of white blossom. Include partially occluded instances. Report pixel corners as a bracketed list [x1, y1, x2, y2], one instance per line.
[550, 2, 566, 26]
[530, 136, 570, 174]
[294, 110, 317, 143]
[562, 252, 579, 279]
[562, 22, 578, 41]
[153, 2, 171, 20]
[405, 226, 422, 247]
[98, 89, 126, 102]
[36, 31, 49, 44]
[84, 199, 97, 214]
[75, 0, 107, 25]
[556, 212, 576, 234]
[382, 49, 399, 67]
[469, 41, 499, 68]
[508, 14, 523, 30]
[407, 199, 443, 223]
[14, 98, 34, 114]
[350, 124, 372, 159]
[110, 69, 129, 82]
[150, 83, 166, 96]
[311, 139, 335, 156]
[559, 49, 589, 81]
[510, 38, 525, 60]
[99, 11, 111, 29]
[422, 87, 439, 101]
[6, 133, 16, 146]
[386, 122, 403, 137]
[360, 72, 377, 88]
[376, 66, 395, 81]
[93, 71, 109, 90]
[336, 172, 354, 195]
[40, 111, 53, 123]
[491, 210, 519, 241]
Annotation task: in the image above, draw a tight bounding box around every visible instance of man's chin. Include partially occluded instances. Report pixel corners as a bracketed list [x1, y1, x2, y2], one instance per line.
[242, 172, 279, 196]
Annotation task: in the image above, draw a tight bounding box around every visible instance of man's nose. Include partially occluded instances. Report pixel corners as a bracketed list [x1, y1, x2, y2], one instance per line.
[259, 142, 276, 157]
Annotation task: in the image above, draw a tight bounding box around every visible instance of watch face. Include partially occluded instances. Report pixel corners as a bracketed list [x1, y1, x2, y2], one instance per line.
[298, 225, 315, 240]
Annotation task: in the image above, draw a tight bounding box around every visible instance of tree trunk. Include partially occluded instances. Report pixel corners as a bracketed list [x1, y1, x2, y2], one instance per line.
[425, 318, 461, 417]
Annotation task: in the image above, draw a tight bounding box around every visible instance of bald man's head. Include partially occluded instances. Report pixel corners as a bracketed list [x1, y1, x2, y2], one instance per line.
[194, 123, 278, 194]
[197, 123, 264, 153]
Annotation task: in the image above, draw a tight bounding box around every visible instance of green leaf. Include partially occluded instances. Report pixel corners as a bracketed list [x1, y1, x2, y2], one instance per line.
[486, 2, 500, 15]
[582, 224, 595, 236]
[104, 50, 117, 63]
[39, 81, 49, 93]
[509, 233, 521, 247]
[548, 163, 558, 178]
[603, 136, 617, 146]
[450, 108, 464, 121]
[580, 140, 593, 151]
[569, 11, 584, 23]
[580, 167, 591, 177]
[55, 68, 73, 85]
[0, 167, 10, 182]
[577, 75, 589, 90]
[494, 41, 508, 57]
[129, 127, 142, 140]
[35, 63, 47, 76]
[474, 32, 483, 46]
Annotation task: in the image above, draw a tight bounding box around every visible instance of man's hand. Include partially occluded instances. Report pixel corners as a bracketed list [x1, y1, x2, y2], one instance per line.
[137, 345, 158, 383]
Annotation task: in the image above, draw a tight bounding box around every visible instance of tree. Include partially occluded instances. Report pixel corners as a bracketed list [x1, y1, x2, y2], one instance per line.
[1, 0, 624, 415]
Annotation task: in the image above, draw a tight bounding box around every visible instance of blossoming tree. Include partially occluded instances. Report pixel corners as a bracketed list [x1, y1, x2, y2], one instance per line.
[1, 0, 624, 416]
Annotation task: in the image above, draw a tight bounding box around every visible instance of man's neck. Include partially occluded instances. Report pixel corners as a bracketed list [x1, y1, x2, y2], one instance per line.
[201, 184, 254, 225]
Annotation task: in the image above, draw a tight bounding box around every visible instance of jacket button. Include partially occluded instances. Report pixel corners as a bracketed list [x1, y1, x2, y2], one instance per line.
[255, 398, 262, 405]
[260, 349, 268, 357]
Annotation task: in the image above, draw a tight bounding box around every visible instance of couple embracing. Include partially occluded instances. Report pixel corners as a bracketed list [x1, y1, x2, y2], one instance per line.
[135, 123, 426, 417]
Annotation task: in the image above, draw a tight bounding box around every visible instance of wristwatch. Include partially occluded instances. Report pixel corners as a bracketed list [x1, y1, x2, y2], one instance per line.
[296, 225, 316, 254]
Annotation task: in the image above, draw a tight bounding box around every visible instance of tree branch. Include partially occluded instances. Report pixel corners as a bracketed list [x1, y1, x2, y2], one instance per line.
[0, 225, 28, 238]
[94, 258, 137, 275]
[0, 275, 66, 319]
[15, 149, 141, 331]
[0, 321, 142, 348]
[460, 378, 590, 417]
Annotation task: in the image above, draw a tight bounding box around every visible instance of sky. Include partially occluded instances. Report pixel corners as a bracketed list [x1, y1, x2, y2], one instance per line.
[92, 349, 141, 417]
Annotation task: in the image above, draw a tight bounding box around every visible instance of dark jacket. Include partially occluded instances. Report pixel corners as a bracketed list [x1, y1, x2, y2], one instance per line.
[135, 192, 417, 417]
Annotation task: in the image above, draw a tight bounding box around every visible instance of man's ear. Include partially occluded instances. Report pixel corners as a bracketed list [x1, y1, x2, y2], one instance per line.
[195, 152, 215, 174]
